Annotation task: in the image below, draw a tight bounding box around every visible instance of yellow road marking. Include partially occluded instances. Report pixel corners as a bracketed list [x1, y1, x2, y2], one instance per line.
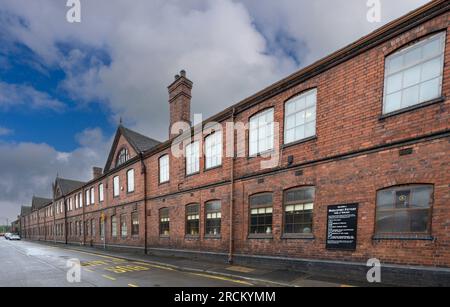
[190, 273, 253, 286]
[102, 274, 116, 281]
[84, 268, 94, 273]
[104, 265, 149, 274]
[128, 283, 139, 288]
[133, 262, 174, 271]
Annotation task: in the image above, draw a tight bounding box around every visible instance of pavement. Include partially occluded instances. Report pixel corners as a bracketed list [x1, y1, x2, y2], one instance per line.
[0, 238, 356, 287]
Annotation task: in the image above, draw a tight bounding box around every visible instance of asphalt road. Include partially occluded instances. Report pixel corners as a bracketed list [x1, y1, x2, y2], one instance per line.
[0, 239, 256, 287]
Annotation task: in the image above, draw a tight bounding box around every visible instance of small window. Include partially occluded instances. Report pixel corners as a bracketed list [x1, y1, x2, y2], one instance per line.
[113, 176, 120, 197]
[383, 32, 446, 114]
[284, 89, 317, 144]
[205, 200, 221, 236]
[284, 187, 315, 234]
[249, 108, 274, 156]
[376, 185, 433, 235]
[186, 204, 200, 236]
[120, 214, 127, 238]
[99, 218, 104, 238]
[75, 194, 79, 209]
[86, 220, 90, 236]
[90, 187, 95, 205]
[205, 131, 222, 169]
[249, 193, 273, 235]
[99, 184, 104, 203]
[186, 142, 200, 175]
[131, 212, 139, 236]
[159, 155, 170, 183]
[116, 148, 129, 167]
[160, 208, 170, 236]
[79, 193, 83, 208]
[127, 169, 135, 193]
[111, 215, 117, 237]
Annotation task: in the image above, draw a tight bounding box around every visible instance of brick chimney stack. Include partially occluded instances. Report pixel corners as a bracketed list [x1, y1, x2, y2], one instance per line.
[168, 70, 192, 139]
[93, 167, 103, 179]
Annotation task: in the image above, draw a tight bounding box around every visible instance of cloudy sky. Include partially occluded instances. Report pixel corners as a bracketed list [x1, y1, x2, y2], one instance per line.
[0, 0, 431, 223]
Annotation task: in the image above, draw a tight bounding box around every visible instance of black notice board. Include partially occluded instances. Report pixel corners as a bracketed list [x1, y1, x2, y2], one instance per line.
[326, 203, 358, 251]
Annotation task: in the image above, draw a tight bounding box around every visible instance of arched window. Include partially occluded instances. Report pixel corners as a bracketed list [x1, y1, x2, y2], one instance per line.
[383, 32, 445, 114]
[249, 193, 273, 235]
[283, 187, 315, 235]
[116, 148, 129, 167]
[375, 185, 433, 236]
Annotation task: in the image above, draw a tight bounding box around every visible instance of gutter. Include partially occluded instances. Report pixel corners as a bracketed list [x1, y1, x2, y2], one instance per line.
[228, 108, 236, 264]
[140, 153, 148, 255]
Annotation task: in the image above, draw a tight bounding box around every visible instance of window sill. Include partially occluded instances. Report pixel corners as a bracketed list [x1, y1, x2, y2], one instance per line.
[248, 234, 273, 240]
[185, 171, 200, 178]
[204, 235, 221, 240]
[282, 136, 317, 149]
[185, 235, 200, 240]
[248, 149, 276, 160]
[159, 235, 170, 239]
[281, 233, 315, 240]
[204, 165, 223, 173]
[379, 97, 444, 120]
[372, 234, 434, 241]
[158, 181, 170, 186]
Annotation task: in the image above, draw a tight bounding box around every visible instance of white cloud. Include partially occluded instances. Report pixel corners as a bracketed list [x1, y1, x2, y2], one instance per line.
[0, 126, 13, 136]
[0, 127, 111, 221]
[0, 82, 65, 111]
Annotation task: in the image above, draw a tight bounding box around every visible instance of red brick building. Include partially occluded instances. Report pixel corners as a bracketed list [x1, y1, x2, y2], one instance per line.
[19, 0, 449, 283]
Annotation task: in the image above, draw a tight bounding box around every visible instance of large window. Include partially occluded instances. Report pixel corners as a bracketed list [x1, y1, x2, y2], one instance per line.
[205, 131, 222, 169]
[120, 214, 127, 238]
[85, 190, 90, 206]
[383, 32, 445, 114]
[90, 187, 95, 205]
[205, 200, 221, 236]
[376, 185, 433, 235]
[160, 208, 170, 236]
[186, 141, 200, 175]
[284, 187, 315, 234]
[116, 148, 129, 167]
[99, 184, 104, 203]
[186, 204, 200, 236]
[249, 193, 273, 235]
[113, 176, 120, 197]
[159, 155, 170, 183]
[111, 215, 117, 237]
[131, 212, 139, 236]
[284, 89, 317, 144]
[249, 108, 274, 156]
[127, 169, 135, 193]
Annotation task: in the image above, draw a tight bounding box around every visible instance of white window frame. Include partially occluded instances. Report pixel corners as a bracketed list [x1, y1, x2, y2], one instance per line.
[383, 32, 446, 114]
[284, 89, 317, 144]
[85, 190, 90, 206]
[186, 141, 200, 175]
[99, 183, 104, 203]
[159, 155, 170, 183]
[249, 108, 274, 156]
[79, 193, 83, 208]
[205, 131, 222, 169]
[113, 176, 120, 197]
[90, 187, 95, 205]
[127, 169, 135, 193]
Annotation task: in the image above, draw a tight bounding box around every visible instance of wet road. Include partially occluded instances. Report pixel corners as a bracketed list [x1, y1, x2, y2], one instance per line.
[0, 239, 255, 287]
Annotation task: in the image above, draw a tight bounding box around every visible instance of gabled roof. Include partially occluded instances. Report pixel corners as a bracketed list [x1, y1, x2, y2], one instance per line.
[31, 196, 52, 211]
[104, 125, 161, 172]
[55, 177, 86, 196]
[20, 206, 31, 216]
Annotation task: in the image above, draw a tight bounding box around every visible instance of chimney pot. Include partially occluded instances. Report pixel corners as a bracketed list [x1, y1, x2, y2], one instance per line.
[175, 74, 180, 80]
[180, 70, 186, 77]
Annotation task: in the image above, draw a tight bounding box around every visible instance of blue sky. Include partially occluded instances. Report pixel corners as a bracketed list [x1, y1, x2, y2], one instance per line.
[0, 0, 430, 222]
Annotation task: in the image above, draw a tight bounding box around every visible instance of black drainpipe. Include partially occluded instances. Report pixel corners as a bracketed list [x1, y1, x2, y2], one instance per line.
[228, 108, 236, 264]
[140, 153, 148, 255]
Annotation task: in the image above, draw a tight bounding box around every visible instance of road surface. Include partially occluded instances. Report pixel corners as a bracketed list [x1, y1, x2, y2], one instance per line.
[0, 239, 258, 287]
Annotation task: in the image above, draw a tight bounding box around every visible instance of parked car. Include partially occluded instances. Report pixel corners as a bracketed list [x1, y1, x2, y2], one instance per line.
[4, 233, 11, 240]
[0, 233, 4, 237]
[9, 234, 21, 241]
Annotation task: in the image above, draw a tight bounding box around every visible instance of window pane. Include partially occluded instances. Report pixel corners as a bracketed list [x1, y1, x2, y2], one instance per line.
[249, 109, 274, 155]
[383, 32, 445, 114]
[127, 169, 135, 192]
[284, 89, 317, 144]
